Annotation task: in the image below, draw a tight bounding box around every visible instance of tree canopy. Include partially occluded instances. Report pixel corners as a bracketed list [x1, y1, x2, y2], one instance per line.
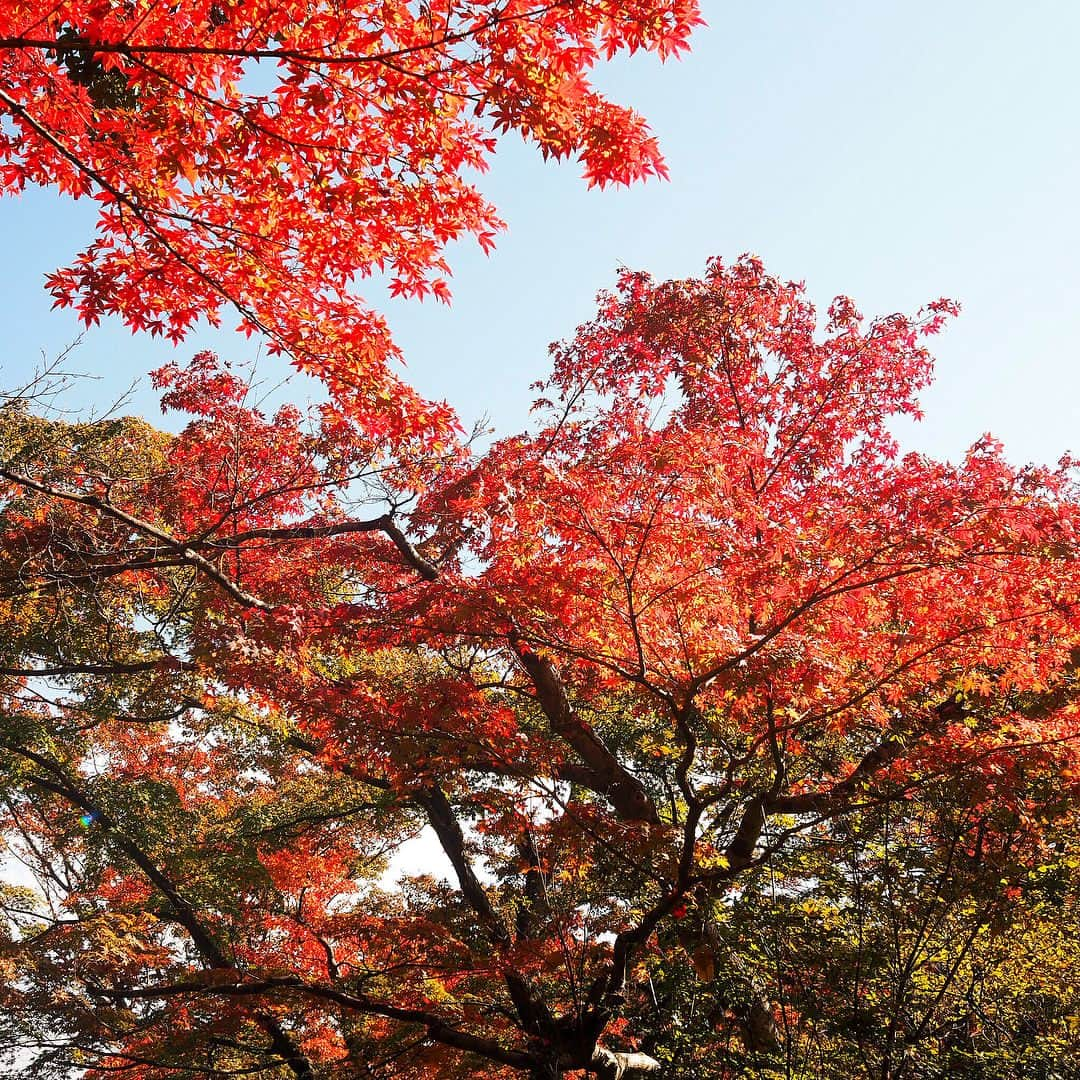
[1, 257, 1078, 1078]
[3, 5, 1079, 1077]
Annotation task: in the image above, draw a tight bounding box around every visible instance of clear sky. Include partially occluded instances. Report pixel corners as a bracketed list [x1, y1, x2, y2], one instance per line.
[2, 1, 1078, 465]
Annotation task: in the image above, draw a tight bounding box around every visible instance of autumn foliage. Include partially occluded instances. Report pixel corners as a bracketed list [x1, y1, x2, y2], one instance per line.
[1, 5, 1079, 1074]
[0, 0, 699, 441]
[1, 257, 1079, 1077]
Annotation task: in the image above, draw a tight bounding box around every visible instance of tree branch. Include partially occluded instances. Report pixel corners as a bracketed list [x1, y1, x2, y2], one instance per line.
[0, 467, 275, 610]
[100, 976, 536, 1071]
[511, 640, 658, 824]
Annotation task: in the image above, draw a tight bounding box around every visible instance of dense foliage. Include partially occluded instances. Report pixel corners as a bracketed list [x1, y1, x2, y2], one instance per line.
[0, 0, 699, 440]
[1, 258, 1078, 1078]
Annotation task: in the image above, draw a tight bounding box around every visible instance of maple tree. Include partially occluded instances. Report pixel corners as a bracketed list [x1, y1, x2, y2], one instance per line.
[0, 0, 700, 443]
[2, 256, 1080, 1079]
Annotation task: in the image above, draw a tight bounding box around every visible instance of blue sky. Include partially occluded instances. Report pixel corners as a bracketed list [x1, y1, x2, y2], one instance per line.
[2, 1, 1078, 465]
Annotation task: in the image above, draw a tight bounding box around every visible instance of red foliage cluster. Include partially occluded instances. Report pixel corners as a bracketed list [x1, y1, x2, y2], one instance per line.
[1, 0, 700, 441]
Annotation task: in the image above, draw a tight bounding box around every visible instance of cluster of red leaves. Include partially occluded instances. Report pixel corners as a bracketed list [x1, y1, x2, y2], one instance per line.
[0, 0, 700, 445]
[418, 260, 1079, 760]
